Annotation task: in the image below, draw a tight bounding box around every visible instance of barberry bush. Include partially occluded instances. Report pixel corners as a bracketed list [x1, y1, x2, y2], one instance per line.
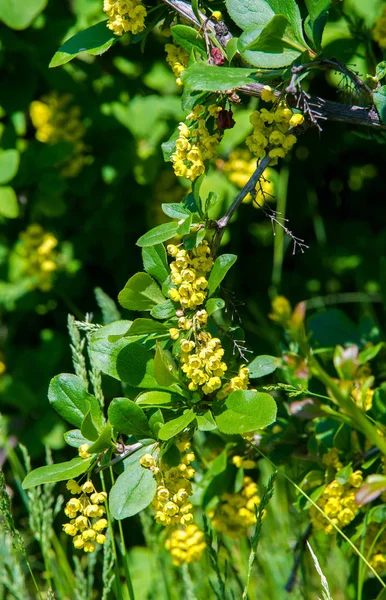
[2, 0, 386, 599]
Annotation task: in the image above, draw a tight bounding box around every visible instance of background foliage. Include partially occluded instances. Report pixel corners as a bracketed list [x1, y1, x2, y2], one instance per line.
[2, 0, 386, 598]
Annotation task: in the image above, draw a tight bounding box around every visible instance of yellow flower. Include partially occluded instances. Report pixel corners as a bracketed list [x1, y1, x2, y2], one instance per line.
[260, 86, 277, 103]
[140, 454, 156, 468]
[104, 0, 147, 36]
[289, 113, 304, 127]
[78, 444, 91, 459]
[66, 480, 82, 494]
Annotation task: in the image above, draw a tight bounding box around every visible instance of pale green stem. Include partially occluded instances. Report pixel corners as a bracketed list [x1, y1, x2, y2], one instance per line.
[271, 165, 290, 296]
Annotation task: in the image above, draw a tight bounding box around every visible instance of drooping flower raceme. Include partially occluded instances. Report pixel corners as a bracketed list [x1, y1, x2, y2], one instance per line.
[209, 476, 263, 537]
[29, 93, 90, 177]
[16, 224, 59, 292]
[165, 43, 189, 86]
[103, 0, 147, 36]
[171, 105, 224, 181]
[62, 479, 108, 553]
[246, 87, 304, 166]
[140, 441, 206, 565]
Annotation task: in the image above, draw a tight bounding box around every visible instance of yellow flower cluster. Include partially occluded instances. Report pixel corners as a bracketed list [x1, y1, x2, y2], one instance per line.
[366, 523, 386, 573]
[141, 442, 195, 527]
[246, 87, 304, 165]
[322, 448, 342, 470]
[180, 331, 228, 395]
[17, 225, 58, 292]
[165, 524, 206, 566]
[210, 476, 262, 538]
[373, 7, 386, 48]
[165, 43, 189, 86]
[217, 365, 249, 400]
[103, 0, 147, 36]
[167, 240, 213, 310]
[222, 149, 275, 207]
[351, 384, 374, 412]
[171, 105, 223, 181]
[63, 480, 107, 553]
[309, 471, 363, 534]
[232, 455, 257, 470]
[29, 93, 90, 177]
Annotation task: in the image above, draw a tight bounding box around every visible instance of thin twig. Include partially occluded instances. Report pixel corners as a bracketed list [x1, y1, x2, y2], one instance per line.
[160, 0, 385, 130]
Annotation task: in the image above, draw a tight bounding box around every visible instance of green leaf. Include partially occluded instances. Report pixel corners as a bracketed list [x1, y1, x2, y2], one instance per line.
[118, 273, 165, 311]
[48, 374, 98, 429]
[90, 336, 160, 389]
[154, 341, 181, 386]
[207, 254, 237, 297]
[0, 0, 46, 30]
[125, 318, 168, 337]
[142, 244, 169, 284]
[162, 203, 191, 220]
[248, 355, 279, 378]
[108, 397, 150, 437]
[205, 297, 225, 316]
[150, 299, 176, 320]
[226, 38, 239, 62]
[358, 342, 384, 365]
[304, 0, 331, 48]
[137, 222, 179, 247]
[162, 129, 179, 162]
[81, 409, 99, 441]
[0, 186, 18, 218]
[226, 0, 305, 43]
[196, 410, 217, 431]
[22, 457, 93, 489]
[181, 64, 259, 92]
[171, 24, 206, 55]
[136, 391, 177, 407]
[0, 150, 19, 184]
[376, 61, 386, 82]
[239, 17, 306, 68]
[307, 309, 361, 347]
[215, 390, 277, 434]
[109, 445, 157, 519]
[177, 213, 193, 235]
[158, 409, 196, 441]
[88, 424, 113, 454]
[374, 86, 386, 125]
[49, 21, 117, 68]
[64, 429, 92, 448]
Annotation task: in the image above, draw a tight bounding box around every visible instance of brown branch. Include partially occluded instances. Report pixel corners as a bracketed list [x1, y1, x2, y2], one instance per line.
[160, 0, 385, 130]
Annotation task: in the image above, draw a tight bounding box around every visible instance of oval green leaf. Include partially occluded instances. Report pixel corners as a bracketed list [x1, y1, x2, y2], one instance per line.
[22, 457, 93, 490]
[215, 390, 277, 434]
[108, 397, 150, 437]
[118, 272, 165, 311]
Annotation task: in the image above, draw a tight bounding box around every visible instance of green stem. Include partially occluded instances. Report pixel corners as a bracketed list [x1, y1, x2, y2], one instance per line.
[100, 470, 125, 600]
[109, 467, 135, 600]
[271, 165, 290, 296]
[26, 560, 44, 600]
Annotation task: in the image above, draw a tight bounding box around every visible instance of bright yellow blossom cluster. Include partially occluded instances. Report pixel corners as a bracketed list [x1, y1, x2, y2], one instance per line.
[141, 442, 196, 527]
[29, 93, 90, 177]
[366, 523, 386, 573]
[167, 240, 213, 310]
[309, 471, 363, 534]
[221, 149, 276, 207]
[103, 0, 147, 36]
[217, 365, 249, 400]
[246, 87, 304, 165]
[210, 476, 262, 538]
[17, 225, 58, 292]
[140, 442, 206, 565]
[373, 7, 386, 48]
[165, 524, 206, 566]
[171, 105, 223, 181]
[322, 448, 342, 470]
[180, 331, 228, 394]
[63, 480, 107, 553]
[232, 455, 257, 470]
[165, 43, 189, 86]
